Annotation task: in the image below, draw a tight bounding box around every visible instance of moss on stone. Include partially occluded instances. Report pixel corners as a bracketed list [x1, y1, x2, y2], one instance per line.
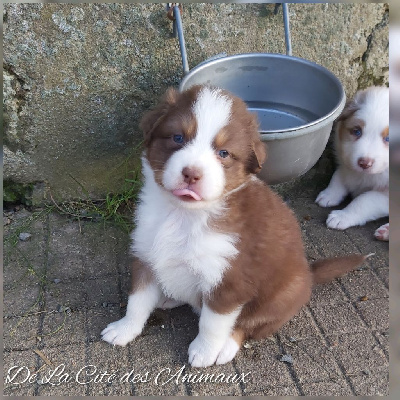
[3, 180, 34, 205]
[357, 65, 388, 89]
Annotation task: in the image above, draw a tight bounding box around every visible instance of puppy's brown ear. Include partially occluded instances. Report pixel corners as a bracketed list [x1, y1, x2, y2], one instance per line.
[243, 113, 266, 174]
[246, 113, 267, 174]
[248, 139, 267, 174]
[140, 88, 179, 145]
[338, 89, 368, 122]
[338, 99, 359, 122]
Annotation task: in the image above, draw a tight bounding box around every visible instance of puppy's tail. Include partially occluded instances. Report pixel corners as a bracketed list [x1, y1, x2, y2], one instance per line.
[311, 253, 374, 285]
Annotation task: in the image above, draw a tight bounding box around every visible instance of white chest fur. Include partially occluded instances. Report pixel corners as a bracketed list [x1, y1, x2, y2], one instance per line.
[131, 161, 238, 307]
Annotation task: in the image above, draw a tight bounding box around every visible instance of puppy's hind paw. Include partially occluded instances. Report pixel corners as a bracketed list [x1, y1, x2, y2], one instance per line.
[101, 317, 139, 347]
[374, 223, 389, 241]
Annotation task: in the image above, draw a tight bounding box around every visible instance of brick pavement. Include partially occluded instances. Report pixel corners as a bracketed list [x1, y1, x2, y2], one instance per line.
[3, 182, 389, 396]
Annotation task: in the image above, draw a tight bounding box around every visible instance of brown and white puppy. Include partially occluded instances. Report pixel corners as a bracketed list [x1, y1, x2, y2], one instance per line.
[102, 85, 366, 367]
[316, 86, 389, 241]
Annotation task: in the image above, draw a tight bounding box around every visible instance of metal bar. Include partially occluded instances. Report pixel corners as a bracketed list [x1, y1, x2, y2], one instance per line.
[173, 5, 189, 75]
[172, 19, 177, 38]
[282, 3, 292, 56]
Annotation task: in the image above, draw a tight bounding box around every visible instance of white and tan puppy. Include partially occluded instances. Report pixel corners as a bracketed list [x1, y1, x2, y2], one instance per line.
[102, 85, 366, 367]
[316, 86, 389, 240]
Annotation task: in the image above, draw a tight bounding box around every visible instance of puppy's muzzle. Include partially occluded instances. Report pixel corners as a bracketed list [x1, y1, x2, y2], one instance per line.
[358, 157, 374, 170]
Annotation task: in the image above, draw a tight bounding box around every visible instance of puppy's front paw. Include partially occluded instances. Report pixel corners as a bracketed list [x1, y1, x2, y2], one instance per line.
[188, 335, 223, 368]
[101, 317, 140, 346]
[316, 189, 343, 208]
[326, 210, 354, 230]
[374, 223, 389, 241]
[215, 337, 240, 365]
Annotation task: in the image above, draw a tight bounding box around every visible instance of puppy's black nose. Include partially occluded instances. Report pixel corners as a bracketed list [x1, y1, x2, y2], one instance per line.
[358, 157, 374, 169]
[182, 167, 202, 185]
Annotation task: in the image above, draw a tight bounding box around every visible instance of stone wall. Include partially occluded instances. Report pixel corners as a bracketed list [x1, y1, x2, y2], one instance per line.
[3, 2, 389, 204]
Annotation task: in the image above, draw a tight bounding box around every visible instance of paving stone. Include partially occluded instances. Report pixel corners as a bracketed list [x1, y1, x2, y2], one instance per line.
[117, 330, 189, 396]
[302, 217, 360, 258]
[40, 310, 86, 347]
[185, 363, 243, 396]
[86, 307, 124, 343]
[47, 250, 86, 282]
[338, 267, 388, 301]
[3, 243, 47, 290]
[373, 266, 389, 288]
[302, 239, 321, 262]
[279, 336, 344, 385]
[4, 213, 47, 266]
[128, 330, 177, 366]
[354, 298, 389, 331]
[243, 385, 300, 396]
[349, 368, 389, 396]
[48, 216, 129, 280]
[34, 343, 87, 396]
[301, 380, 353, 396]
[326, 332, 388, 375]
[45, 276, 120, 311]
[291, 198, 332, 224]
[340, 220, 389, 263]
[84, 341, 132, 395]
[4, 316, 39, 351]
[4, 283, 41, 318]
[234, 339, 294, 395]
[309, 280, 348, 307]
[279, 308, 320, 341]
[373, 330, 389, 358]
[167, 311, 202, 367]
[3, 349, 39, 396]
[310, 302, 366, 335]
[131, 362, 188, 396]
[4, 218, 48, 319]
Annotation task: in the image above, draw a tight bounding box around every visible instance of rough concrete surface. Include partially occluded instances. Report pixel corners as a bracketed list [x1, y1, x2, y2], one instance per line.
[3, 2, 388, 203]
[3, 179, 389, 396]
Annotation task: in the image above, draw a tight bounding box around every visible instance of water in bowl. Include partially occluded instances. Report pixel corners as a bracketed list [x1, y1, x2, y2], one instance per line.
[246, 101, 319, 133]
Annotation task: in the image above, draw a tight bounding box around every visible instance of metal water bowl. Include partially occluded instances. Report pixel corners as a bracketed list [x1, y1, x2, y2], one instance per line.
[180, 53, 346, 184]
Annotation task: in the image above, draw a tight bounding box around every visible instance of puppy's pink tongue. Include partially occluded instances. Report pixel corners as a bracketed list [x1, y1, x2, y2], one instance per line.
[172, 189, 202, 201]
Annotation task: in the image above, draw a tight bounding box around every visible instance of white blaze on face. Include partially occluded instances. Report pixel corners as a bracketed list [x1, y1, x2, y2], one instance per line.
[341, 88, 389, 174]
[162, 87, 233, 205]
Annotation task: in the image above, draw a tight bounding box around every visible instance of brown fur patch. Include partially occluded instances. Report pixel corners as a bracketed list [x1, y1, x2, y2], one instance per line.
[231, 328, 245, 346]
[338, 99, 360, 122]
[311, 254, 366, 284]
[130, 258, 155, 293]
[205, 179, 312, 340]
[141, 87, 203, 185]
[212, 93, 266, 193]
[338, 116, 365, 142]
[381, 126, 389, 143]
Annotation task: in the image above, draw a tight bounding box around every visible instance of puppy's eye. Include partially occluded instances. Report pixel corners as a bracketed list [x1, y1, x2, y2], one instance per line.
[384, 135, 389, 143]
[352, 127, 362, 138]
[173, 134, 184, 144]
[218, 150, 230, 159]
